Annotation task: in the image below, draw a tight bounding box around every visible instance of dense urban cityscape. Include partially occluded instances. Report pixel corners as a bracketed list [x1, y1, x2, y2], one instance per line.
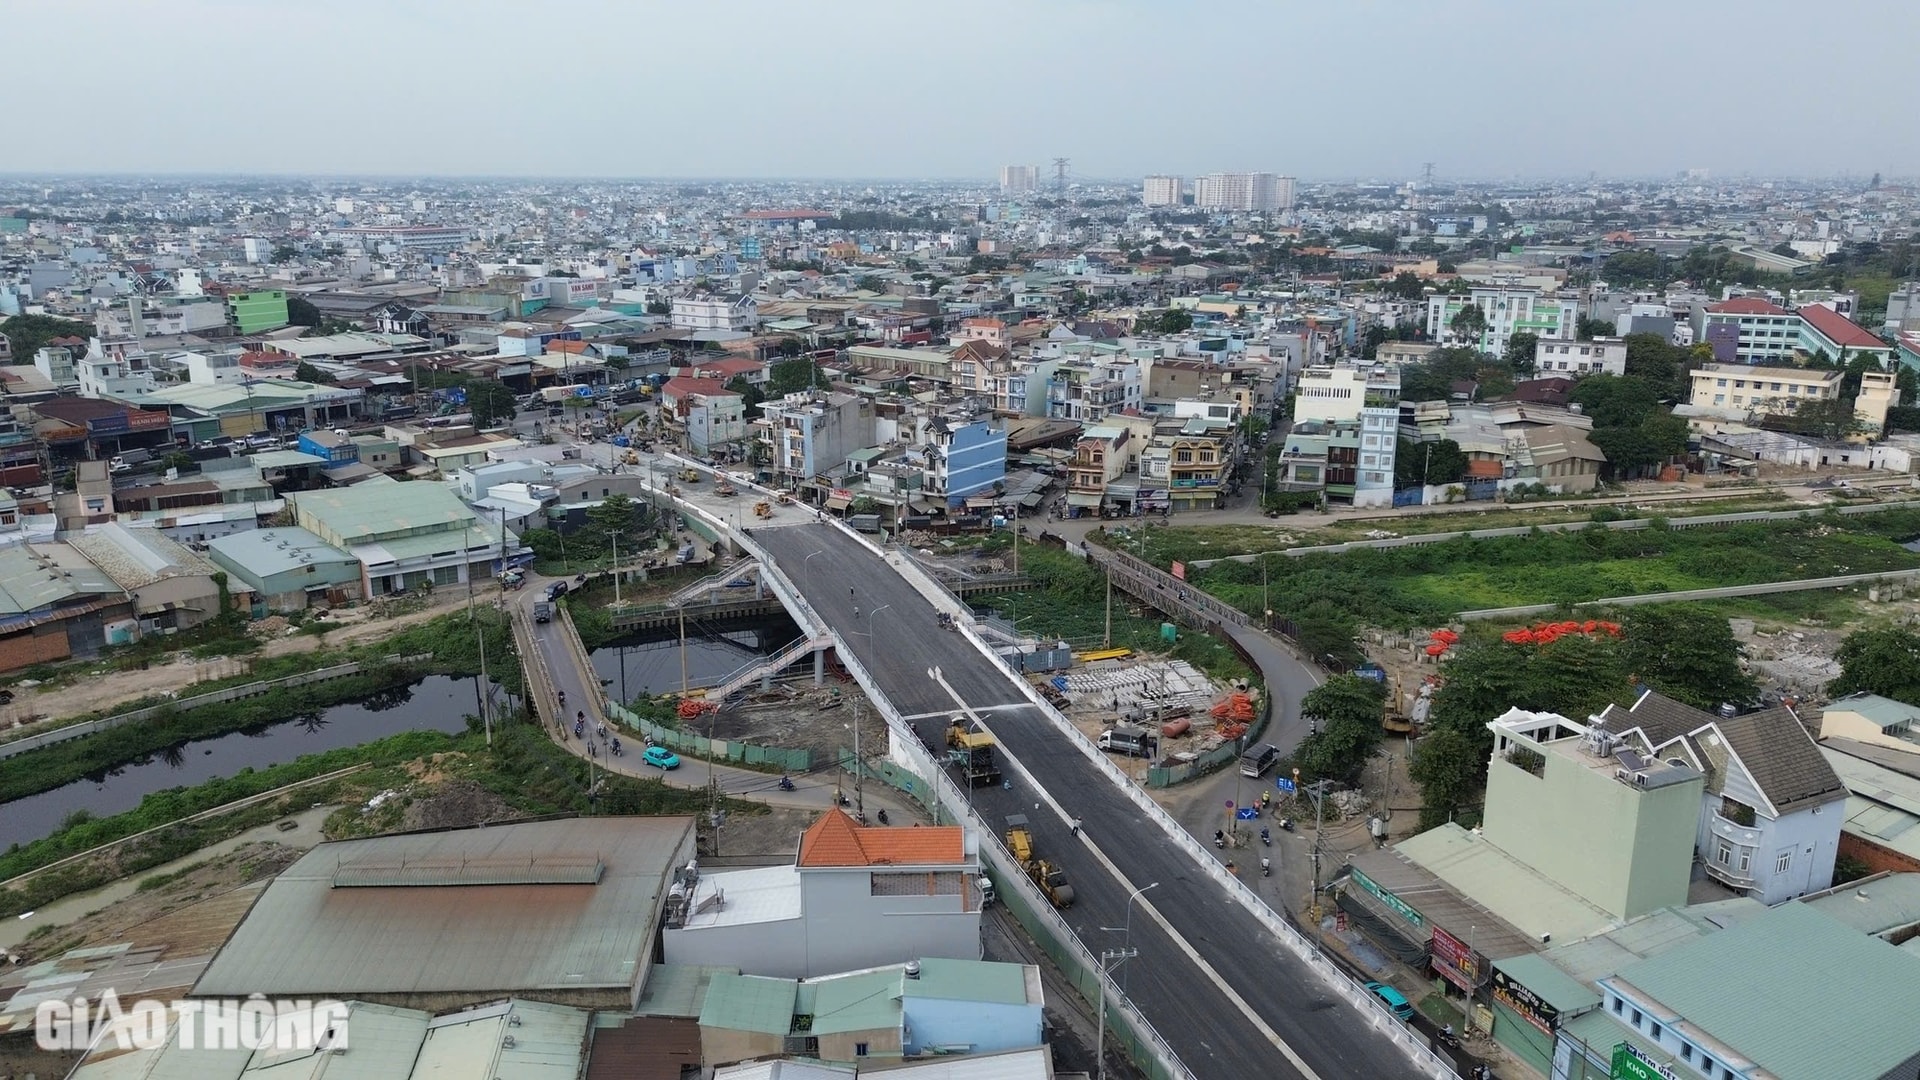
[5, 5, 1920, 1080]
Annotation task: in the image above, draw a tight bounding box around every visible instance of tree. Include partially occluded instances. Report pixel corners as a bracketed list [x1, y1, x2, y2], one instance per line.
[1136, 308, 1193, 335]
[583, 493, 640, 552]
[765, 357, 830, 397]
[1294, 676, 1388, 783]
[287, 295, 353, 335]
[1448, 303, 1487, 343]
[0, 313, 93, 363]
[725, 375, 766, 417]
[1829, 628, 1920, 705]
[1409, 726, 1484, 830]
[1622, 333, 1687, 400]
[467, 382, 517, 428]
[1621, 606, 1755, 712]
[1769, 395, 1865, 442]
[1424, 631, 1633, 779]
[1575, 316, 1613, 341]
[854, 275, 885, 293]
[1503, 332, 1538, 376]
[1383, 271, 1426, 301]
[645, 300, 671, 315]
[293, 361, 334, 384]
[1570, 375, 1661, 428]
[1394, 437, 1467, 487]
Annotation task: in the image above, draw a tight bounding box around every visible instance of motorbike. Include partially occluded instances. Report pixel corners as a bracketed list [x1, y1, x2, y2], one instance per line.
[877, 808, 890, 825]
[1213, 830, 1226, 849]
[1278, 818, 1295, 832]
[836, 791, 851, 808]
[778, 776, 796, 792]
[610, 738, 622, 756]
[1260, 828, 1271, 846]
[1435, 1028, 1461, 1051]
[1261, 858, 1271, 878]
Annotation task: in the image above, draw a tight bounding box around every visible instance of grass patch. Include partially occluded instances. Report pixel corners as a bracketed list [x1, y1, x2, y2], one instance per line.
[1187, 508, 1920, 649]
[0, 610, 521, 804]
[980, 547, 1254, 684]
[0, 715, 762, 917]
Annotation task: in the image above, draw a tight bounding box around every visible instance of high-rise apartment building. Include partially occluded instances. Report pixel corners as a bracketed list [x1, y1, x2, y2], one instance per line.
[1141, 175, 1183, 207]
[1193, 172, 1287, 212]
[999, 165, 1038, 195]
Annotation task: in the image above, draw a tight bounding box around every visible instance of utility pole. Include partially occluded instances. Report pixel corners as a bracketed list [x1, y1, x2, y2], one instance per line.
[1094, 946, 1135, 1080]
[678, 608, 689, 697]
[852, 701, 864, 821]
[1103, 566, 1113, 648]
[611, 531, 621, 607]
[477, 622, 491, 748]
[1306, 776, 1330, 919]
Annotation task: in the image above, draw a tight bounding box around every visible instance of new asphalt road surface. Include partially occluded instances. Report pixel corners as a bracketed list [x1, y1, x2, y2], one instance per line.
[752, 522, 1427, 1080]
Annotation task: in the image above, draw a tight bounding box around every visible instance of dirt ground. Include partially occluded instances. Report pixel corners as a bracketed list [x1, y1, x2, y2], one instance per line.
[0, 586, 485, 734]
[14, 841, 302, 963]
[702, 679, 890, 763]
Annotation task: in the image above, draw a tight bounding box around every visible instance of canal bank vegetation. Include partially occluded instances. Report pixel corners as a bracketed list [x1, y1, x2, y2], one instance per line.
[0, 609, 522, 804]
[1408, 606, 1755, 831]
[1186, 507, 1920, 663]
[1, 716, 760, 921]
[980, 546, 1254, 685]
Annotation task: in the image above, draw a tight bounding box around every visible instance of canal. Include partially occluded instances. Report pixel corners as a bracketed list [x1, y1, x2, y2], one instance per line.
[2, 627, 793, 851]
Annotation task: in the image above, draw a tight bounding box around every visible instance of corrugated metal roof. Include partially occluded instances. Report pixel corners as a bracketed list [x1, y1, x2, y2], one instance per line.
[192, 818, 694, 999]
[806, 969, 900, 1036]
[333, 855, 604, 888]
[1394, 824, 1618, 947]
[635, 964, 731, 1018]
[1612, 902, 1920, 1079]
[699, 972, 798, 1035]
[904, 958, 1035, 1006]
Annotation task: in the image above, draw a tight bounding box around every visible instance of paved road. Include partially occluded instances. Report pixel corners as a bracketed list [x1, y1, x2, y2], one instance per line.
[515, 580, 908, 815]
[752, 524, 1424, 1080]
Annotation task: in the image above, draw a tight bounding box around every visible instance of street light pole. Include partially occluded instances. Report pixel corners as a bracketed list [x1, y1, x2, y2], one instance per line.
[1094, 946, 1136, 1080]
[1112, 881, 1159, 995]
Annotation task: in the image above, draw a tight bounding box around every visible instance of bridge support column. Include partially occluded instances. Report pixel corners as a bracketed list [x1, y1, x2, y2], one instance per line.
[813, 646, 825, 687]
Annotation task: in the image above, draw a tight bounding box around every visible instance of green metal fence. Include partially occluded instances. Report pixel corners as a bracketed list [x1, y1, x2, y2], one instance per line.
[1144, 682, 1273, 788]
[604, 702, 812, 773]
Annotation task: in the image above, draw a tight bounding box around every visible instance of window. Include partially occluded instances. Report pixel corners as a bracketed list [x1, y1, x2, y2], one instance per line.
[1631, 1009, 1642, 1028]
[1650, 1022, 1662, 1041]
[1682, 1043, 1693, 1063]
[1739, 848, 1752, 872]
[855, 1043, 869, 1057]
[1775, 849, 1793, 875]
[1716, 378, 1727, 387]
[1612, 997, 1624, 1016]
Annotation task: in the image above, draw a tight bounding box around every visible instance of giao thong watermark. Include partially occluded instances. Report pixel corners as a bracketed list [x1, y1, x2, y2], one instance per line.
[36, 991, 350, 1053]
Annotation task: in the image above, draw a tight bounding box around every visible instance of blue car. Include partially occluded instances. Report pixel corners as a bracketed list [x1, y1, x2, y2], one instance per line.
[642, 745, 680, 770]
[1365, 981, 1413, 1021]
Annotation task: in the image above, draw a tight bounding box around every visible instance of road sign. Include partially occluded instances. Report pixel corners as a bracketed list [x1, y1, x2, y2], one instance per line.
[1236, 808, 1260, 821]
[1275, 777, 1296, 793]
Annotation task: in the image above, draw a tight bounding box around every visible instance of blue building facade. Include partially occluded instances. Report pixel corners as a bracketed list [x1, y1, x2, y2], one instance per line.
[943, 419, 1007, 506]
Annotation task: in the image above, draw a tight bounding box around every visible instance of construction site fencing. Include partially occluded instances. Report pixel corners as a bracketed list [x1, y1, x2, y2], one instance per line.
[603, 700, 813, 774]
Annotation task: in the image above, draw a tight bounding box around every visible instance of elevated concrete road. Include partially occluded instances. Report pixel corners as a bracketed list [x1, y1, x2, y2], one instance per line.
[753, 524, 1425, 1080]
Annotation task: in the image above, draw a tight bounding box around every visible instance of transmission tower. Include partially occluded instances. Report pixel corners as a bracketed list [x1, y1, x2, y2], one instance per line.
[1421, 162, 1436, 187]
[1052, 158, 1070, 194]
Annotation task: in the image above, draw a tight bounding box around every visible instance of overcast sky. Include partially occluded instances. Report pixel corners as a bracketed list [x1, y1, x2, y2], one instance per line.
[9, 0, 1916, 182]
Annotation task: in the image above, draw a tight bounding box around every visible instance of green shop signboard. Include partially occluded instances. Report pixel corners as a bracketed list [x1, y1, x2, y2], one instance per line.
[1611, 1043, 1678, 1080]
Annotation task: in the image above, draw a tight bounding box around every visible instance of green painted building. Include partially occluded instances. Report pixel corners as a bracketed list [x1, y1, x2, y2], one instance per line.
[225, 289, 289, 334]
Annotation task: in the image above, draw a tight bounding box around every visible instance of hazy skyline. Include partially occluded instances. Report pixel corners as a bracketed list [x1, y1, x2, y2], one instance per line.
[10, 0, 1919, 182]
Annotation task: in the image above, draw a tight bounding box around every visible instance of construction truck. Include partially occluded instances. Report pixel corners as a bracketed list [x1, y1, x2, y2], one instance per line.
[1005, 815, 1075, 909]
[946, 718, 1002, 787]
[715, 479, 738, 497]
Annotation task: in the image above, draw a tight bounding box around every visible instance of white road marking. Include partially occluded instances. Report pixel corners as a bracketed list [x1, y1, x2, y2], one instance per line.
[930, 672, 1328, 1080]
[899, 703, 1038, 721]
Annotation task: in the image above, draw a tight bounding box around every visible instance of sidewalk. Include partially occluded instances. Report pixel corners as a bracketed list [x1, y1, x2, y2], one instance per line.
[513, 567, 914, 819]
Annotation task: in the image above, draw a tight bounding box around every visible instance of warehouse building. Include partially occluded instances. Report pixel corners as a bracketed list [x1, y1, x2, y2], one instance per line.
[192, 817, 697, 1012]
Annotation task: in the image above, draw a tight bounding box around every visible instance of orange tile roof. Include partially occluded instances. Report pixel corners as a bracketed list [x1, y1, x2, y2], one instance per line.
[796, 809, 966, 868]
